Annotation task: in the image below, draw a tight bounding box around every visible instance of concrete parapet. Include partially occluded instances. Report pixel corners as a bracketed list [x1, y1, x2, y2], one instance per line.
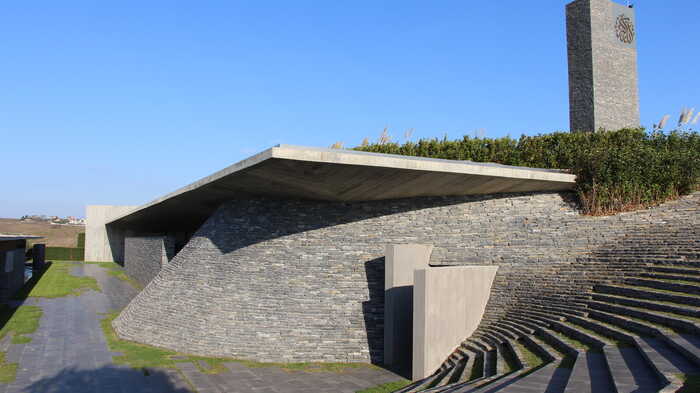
[413, 266, 498, 380]
[384, 244, 433, 370]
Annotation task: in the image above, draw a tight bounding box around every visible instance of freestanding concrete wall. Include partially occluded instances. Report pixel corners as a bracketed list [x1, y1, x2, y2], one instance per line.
[384, 244, 432, 372]
[413, 266, 498, 380]
[85, 205, 137, 262]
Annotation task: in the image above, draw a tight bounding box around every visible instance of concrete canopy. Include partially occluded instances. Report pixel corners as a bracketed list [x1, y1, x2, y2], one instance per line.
[107, 145, 576, 233]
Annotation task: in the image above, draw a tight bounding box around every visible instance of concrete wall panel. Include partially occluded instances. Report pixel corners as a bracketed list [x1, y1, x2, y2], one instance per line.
[413, 266, 498, 380]
[384, 244, 432, 370]
[85, 205, 137, 262]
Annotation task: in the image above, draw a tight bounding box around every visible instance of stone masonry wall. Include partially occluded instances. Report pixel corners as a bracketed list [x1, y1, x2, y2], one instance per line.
[113, 192, 699, 364]
[124, 236, 174, 287]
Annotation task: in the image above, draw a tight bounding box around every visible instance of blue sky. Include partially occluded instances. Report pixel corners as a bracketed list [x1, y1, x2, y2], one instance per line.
[1, 1, 698, 218]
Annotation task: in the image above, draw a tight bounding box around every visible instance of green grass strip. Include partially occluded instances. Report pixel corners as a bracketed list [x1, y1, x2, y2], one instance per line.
[0, 352, 18, 383]
[355, 380, 411, 393]
[0, 305, 43, 383]
[87, 261, 144, 290]
[0, 305, 42, 344]
[27, 262, 100, 298]
[100, 312, 377, 374]
[678, 373, 700, 392]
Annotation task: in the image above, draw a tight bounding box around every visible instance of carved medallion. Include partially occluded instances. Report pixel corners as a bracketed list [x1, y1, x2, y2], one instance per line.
[615, 14, 635, 44]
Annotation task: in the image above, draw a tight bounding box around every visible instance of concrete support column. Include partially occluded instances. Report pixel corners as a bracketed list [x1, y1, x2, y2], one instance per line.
[32, 244, 45, 270]
[384, 244, 433, 372]
[413, 266, 498, 380]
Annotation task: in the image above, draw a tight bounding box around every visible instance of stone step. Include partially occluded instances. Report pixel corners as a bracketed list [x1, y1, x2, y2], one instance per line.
[591, 292, 700, 319]
[623, 277, 700, 295]
[633, 336, 696, 391]
[587, 300, 700, 335]
[524, 313, 609, 350]
[638, 272, 700, 283]
[602, 345, 664, 393]
[563, 313, 637, 344]
[454, 349, 477, 384]
[647, 265, 700, 276]
[496, 320, 536, 336]
[395, 368, 449, 393]
[488, 362, 571, 393]
[561, 314, 686, 392]
[467, 338, 495, 352]
[461, 344, 487, 381]
[586, 308, 664, 336]
[659, 332, 700, 369]
[520, 334, 560, 364]
[563, 352, 615, 393]
[594, 283, 700, 307]
[484, 349, 497, 378]
[490, 324, 522, 340]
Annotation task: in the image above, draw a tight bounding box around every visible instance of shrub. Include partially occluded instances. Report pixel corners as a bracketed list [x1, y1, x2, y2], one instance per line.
[355, 129, 700, 215]
[45, 247, 85, 261]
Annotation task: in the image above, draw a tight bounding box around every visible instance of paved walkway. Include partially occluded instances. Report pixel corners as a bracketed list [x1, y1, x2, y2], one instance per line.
[0, 263, 402, 393]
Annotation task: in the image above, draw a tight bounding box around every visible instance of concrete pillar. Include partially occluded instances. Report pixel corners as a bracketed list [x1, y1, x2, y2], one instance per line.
[32, 244, 45, 270]
[413, 266, 498, 380]
[384, 244, 433, 371]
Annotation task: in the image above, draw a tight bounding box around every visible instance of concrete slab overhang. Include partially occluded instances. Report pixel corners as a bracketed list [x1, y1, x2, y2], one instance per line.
[107, 145, 576, 233]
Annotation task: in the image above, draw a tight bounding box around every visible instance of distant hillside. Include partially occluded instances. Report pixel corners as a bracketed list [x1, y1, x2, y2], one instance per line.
[0, 218, 84, 247]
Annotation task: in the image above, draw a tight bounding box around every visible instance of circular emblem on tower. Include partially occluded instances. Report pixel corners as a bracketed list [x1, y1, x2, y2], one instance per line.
[615, 14, 635, 44]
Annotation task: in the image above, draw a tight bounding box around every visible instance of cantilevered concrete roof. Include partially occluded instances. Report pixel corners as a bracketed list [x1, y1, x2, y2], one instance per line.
[107, 145, 576, 232]
[0, 234, 42, 242]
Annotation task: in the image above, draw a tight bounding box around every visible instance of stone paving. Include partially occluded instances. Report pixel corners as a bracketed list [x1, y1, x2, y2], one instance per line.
[0, 263, 403, 393]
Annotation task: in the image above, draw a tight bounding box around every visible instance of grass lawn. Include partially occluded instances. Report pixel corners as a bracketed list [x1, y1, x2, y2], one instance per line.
[355, 380, 411, 393]
[0, 352, 18, 383]
[26, 262, 100, 298]
[100, 312, 378, 375]
[86, 261, 143, 290]
[679, 374, 700, 392]
[0, 298, 44, 382]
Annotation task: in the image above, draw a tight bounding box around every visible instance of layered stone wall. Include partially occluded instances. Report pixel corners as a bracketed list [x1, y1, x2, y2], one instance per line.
[124, 236, 174, 287]
[113, 192, 699, 364]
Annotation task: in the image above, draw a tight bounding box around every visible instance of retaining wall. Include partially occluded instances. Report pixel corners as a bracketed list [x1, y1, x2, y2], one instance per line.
[113, 192, 700, 363]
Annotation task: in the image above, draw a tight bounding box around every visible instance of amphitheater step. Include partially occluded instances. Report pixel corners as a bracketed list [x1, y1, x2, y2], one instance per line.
[586, 300, 700, 335]
[623, 277, 700, 295]
[591, 292, 700, 319]
[660, 333, 700, 368]
[563, 352, 615, 393]
[638, 272, 700, 283]
[634, 336, 698, 390]
[602, 345, 664, 393]
[594, 283, 700, 307]
[647, 265, 700, 276]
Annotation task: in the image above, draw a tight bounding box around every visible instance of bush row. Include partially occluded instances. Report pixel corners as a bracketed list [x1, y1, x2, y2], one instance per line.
[45, 247, 85, 261]
[355, 129, 700, 215]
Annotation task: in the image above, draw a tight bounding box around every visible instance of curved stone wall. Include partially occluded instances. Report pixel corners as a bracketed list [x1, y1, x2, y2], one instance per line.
[112, 192, 699, 364]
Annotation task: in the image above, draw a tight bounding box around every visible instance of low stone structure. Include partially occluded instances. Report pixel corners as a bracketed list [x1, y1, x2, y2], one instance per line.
[0, 235, 41, 303]
[124, 236, 175, 287]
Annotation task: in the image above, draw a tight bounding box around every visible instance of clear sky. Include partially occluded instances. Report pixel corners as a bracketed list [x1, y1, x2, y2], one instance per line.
[1, 1, 698, 218]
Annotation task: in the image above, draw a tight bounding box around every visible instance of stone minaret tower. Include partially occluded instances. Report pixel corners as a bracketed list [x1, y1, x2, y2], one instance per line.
[566, 0, 640, 132]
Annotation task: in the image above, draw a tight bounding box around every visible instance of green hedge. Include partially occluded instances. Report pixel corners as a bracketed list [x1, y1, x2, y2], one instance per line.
[76, 233, 85, 248]
[355, 129, 700, 215]
[45, 247, 85, 261]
